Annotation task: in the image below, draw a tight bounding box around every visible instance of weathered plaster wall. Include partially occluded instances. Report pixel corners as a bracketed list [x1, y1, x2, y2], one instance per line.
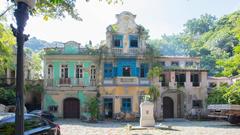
[99, 86, 149, 114]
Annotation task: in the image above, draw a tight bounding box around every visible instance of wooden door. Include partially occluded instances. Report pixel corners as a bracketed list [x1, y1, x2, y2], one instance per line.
[163, 97, 174, 118]
[63, 98, 80, 118]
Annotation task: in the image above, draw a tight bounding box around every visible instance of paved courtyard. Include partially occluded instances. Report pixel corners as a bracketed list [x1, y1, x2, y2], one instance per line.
[56, 119, 240, 135]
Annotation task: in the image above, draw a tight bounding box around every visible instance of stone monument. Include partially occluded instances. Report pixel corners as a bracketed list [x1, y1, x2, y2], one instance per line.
[140, 101, 155, 127]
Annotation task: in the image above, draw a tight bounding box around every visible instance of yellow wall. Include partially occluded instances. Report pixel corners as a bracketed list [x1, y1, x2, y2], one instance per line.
[100, 86, 149, 113]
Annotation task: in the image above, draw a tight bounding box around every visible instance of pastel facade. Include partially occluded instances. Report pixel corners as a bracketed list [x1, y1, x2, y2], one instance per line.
[43, 11, 209, 119]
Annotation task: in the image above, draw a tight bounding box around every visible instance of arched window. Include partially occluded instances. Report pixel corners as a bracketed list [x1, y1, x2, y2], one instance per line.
[47, 65, 53, 79]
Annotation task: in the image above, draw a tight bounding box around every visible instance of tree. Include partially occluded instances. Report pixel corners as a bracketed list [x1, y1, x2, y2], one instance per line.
[148, 35, 191, 56]
[208, 81, 240, 105]
[0, 23, 15, 75]
[147, 66, 162, 119]
[184, 14, 217, 35]
[217, 46, 240, 77]
[148, 66, 162, 82]
[0, 0, 123, 20]
[31, 52, 42, 79]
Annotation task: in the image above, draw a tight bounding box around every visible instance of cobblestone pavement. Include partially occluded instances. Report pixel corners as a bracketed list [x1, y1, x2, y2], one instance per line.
[56, 119, 240, 135]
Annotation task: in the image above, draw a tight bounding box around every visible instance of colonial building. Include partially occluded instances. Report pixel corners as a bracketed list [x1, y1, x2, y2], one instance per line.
[43, 11, 209, 119]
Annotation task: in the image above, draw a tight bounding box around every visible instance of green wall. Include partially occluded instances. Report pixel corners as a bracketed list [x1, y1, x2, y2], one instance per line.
[44, 94, 57, 110]
[53, 61, 60, 86]
[51, 60, 93, 86]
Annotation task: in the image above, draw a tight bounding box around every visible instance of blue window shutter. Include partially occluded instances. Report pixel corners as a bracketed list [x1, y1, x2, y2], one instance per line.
[145, 64, 149, 77]
[136, 67, 139, 77]
[104, 63, 113, 78]
[115, 67, 118, 77]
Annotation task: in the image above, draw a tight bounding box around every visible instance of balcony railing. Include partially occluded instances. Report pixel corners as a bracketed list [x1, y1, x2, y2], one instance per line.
[46, 78, 98, 87]
[177, 82, 185, 87]
[103, 78, 114, 85]
[46, 79, 54, 87]
[112, 48, 123, 55]
[59, 78, 71, 85]
[72, 78, 84, 86]
[90, 79, 96, 86]
[139, 78, 150, 85]
[192, 82, 200, 87]
[161, 82, 169, 87]
[112, 48, 142, 56]
[115, 77, 138, 85]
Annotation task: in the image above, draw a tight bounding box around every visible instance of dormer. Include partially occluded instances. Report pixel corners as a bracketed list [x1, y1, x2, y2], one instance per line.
[106, 11, 147, 55]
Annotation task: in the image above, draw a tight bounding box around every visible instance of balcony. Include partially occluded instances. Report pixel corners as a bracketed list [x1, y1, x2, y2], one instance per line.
[161, 82, 169, 87]
[139, 78, 150, 85]
[177, 82, 185, 87]
[46, 79, 54, 87]
[192, 82, 200, 87]
[103, 78, 114, 85]
[72, 78, 84, 86]
[90, 79, 96, 86]
[59, 78, 71, 85]
[112, 48, 123, 55]
[115, 77, 138, 85]
[112, 48, 142, 56]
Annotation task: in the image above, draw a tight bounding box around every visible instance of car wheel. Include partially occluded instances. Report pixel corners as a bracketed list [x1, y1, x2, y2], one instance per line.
[228, 115, 240, 124]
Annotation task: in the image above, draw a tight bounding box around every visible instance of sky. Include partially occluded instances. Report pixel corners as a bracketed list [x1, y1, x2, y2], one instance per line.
[1, 0, 240, 45]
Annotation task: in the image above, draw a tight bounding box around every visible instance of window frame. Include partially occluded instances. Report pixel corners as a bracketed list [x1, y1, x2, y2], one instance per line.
[61, 65, 69, 78]
[47, 64, 53, 79]
[121, 98, 132, 113]
[90, 65, 96, 80]
[75, 64, 83, 79]
[129, 35, 138, 48]
[112, 34, 123, 48]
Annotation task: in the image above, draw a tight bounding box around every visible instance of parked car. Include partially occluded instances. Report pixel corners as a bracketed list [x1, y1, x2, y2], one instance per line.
[208, 104, 240, 124]
[29, 110, 56, 121]
[0, 113, 60, 135]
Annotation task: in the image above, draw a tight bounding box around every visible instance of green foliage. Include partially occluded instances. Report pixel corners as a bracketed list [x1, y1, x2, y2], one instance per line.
[0, 23, 15, 75]
[148, 35, 190, 56]
[149, 10, 240, 76]
[1, 0, 124, 21]
[184, 14, 217, 35]
[143, 95, 151, 101]
[224, 81, 240, 104]
[147, 66, 162, 80]
[208, 81, 240, 104]
[0, 87, 16, 105]
[85, 96, 100, 121]
[24, 83, 44, 93]
[207, 84, 229, 104]
[32, 53, 42, 79]
[148, 85, 160, 102]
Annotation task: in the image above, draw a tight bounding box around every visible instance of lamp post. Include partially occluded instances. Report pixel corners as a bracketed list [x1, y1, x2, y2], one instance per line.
[11, 0, 35, 135]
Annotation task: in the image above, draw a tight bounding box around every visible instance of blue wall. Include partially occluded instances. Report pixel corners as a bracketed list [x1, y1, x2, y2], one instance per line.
[116, 59, 137, 76]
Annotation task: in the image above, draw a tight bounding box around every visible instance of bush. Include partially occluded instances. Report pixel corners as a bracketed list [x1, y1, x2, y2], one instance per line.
[0, 87, 16, 105]
[85, 97, 100, 121]
[208, 81, 240, 104]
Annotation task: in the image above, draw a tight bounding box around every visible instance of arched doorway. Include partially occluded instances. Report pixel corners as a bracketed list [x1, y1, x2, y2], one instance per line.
[63, 98, 80, 118]
[163, 96, 174, 118]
